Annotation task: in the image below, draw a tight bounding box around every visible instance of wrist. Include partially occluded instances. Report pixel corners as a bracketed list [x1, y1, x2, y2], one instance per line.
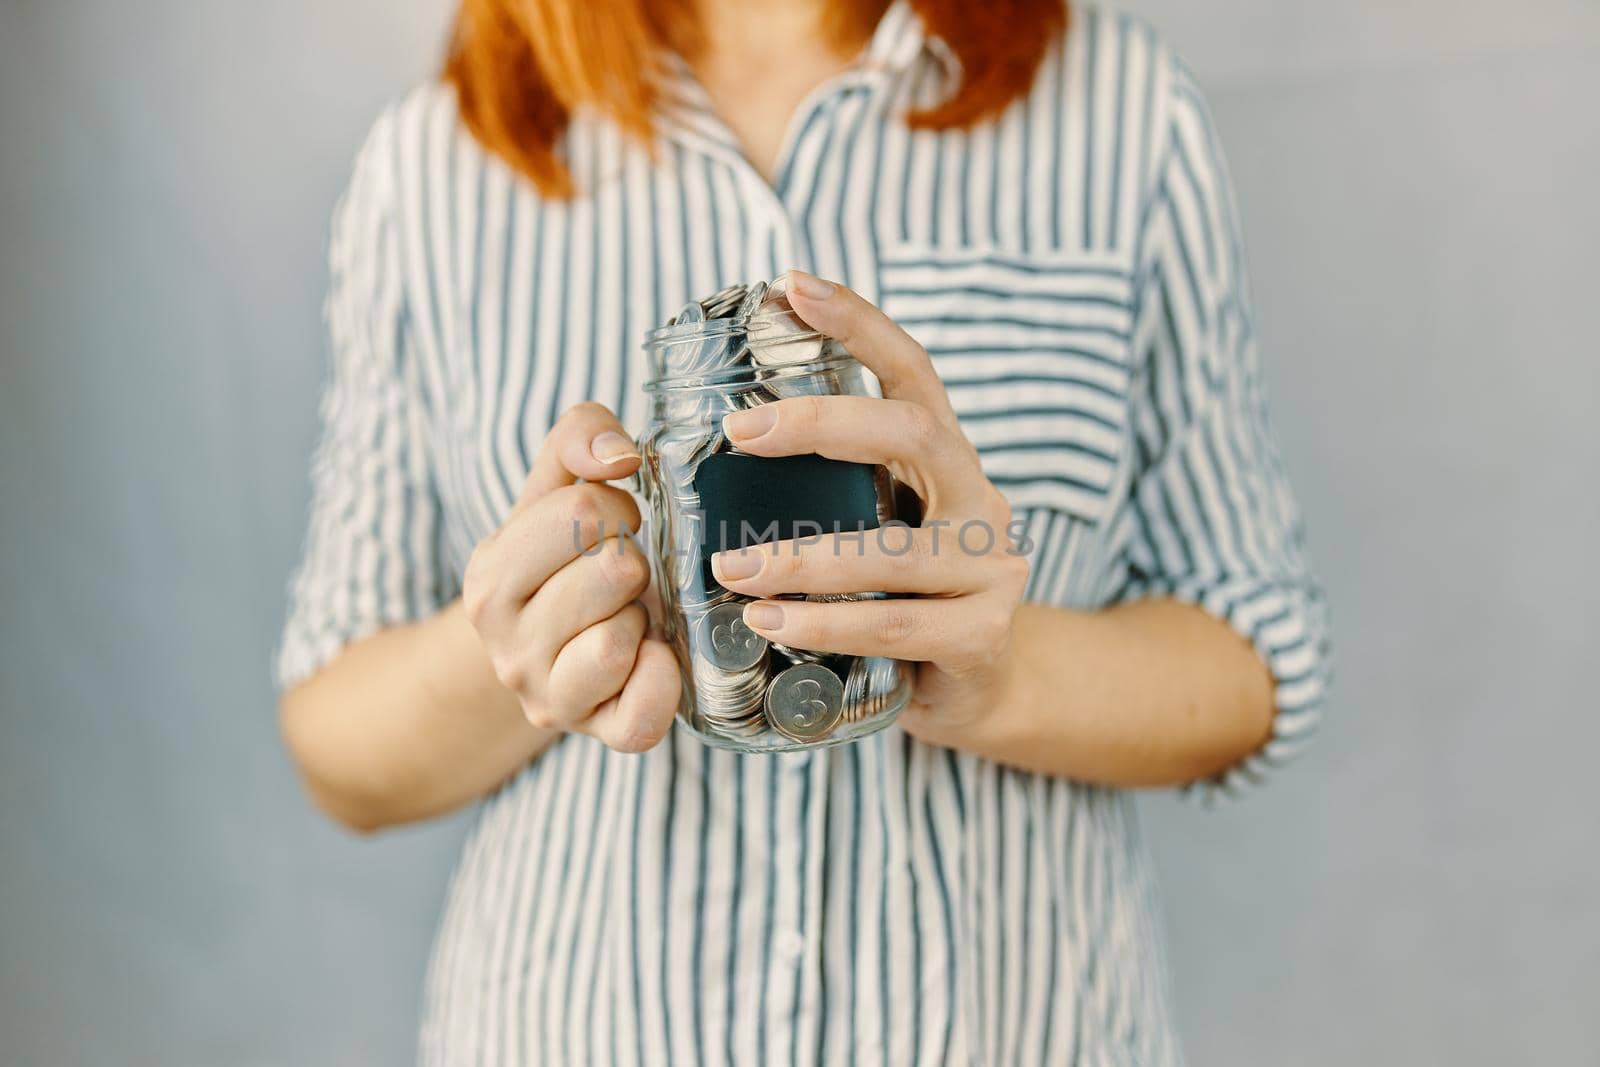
[912, 603, 1084, 754]
[896, 609, 1035, 750]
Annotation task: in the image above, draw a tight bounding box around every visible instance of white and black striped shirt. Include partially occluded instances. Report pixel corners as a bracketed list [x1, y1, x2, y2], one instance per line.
[278, 4, 1329, 1063]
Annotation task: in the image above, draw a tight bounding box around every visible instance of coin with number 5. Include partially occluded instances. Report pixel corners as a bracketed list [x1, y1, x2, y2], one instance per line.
[699, 602, 768, 672]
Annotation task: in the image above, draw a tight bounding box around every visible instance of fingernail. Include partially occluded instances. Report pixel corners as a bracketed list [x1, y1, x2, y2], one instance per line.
[787, 270, 835, 300]
[590, 431, 639, 465]
[722, 405, 776, 441]
[712, 549, 762, 582]
[744, 602, 784, 631]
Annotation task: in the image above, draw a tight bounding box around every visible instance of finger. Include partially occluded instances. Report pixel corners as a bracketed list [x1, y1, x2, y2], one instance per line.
[522, 535, 652, 665]
[740, 594, 1013, 669]
[711, 526, 1019, 598]
[721, 394, 984, 514]
[583, 638, 681, 753]
[639, 577, 667, 632]
[780, 269, 958, 426]
[544, 603, 648, 725]
[465, 484, 641, 623]
[520, 401, 640, 505]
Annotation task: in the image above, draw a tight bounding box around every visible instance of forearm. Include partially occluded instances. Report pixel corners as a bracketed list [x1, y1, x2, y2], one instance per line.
[279, 600, 554, 832]
[915, 600, 1276, 788]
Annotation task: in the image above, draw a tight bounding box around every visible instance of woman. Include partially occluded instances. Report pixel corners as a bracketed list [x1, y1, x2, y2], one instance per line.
[278, 0, 1329, 1062]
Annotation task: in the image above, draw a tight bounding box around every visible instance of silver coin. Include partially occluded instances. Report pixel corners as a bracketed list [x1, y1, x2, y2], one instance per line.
[771, 641, 828, 665]
[749, 333, 825, 369]
[697, 602, 768, 672]
[747, 280, 825, 367]
[752, 336, 826, 371]
[732, 384, 779, 409]
[701, 283, 742, 308]
[869, 657, 902, 697]
[735, 279, 768, 323]
[691, 653, 767, 733]
[763, 365, 841, 399]
[696, 660, 765, 706]
[703, 284, 746, 320]
[683, 586, 738, 612]
[842, 655, 902, 724]
[840, 656, 871, 722]
[765, 663, 845, 742]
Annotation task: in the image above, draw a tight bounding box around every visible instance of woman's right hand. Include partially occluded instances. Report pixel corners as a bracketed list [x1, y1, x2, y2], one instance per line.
[463, 402, 681, 752]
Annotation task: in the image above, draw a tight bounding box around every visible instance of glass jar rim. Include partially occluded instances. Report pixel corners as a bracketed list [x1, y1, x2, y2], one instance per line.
[641, 349, 856, 394]
[643, 309, 825, 349]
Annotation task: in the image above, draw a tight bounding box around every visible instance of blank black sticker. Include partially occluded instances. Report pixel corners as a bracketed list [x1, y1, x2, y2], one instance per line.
[683, 452, 883, 597]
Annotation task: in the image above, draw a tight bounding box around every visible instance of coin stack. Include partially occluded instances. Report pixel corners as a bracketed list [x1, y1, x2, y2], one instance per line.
[688, 601, 768, 738]
[645, 278, 907, 747]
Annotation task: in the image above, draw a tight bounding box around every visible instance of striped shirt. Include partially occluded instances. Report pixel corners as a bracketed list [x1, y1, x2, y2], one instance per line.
[277, 4, 1330, 1063]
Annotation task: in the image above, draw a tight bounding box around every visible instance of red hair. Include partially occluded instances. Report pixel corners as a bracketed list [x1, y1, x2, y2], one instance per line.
[445, 0, 1067, 197]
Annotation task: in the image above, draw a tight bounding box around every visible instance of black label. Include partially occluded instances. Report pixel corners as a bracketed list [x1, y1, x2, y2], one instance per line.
[686, 452, 884, 596]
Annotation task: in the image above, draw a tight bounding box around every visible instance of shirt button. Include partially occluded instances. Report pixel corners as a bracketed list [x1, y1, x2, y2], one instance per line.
[775, 930, 805, 961]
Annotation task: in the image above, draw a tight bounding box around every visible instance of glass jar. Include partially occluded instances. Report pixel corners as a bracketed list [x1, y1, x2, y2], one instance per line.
[638, 280, 912, 752]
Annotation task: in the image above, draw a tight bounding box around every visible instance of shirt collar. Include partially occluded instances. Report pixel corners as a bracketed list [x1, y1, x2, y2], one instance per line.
[859, 0, 935, 76]
[860, 0, 962, 79]
[650, 0, 958, 155]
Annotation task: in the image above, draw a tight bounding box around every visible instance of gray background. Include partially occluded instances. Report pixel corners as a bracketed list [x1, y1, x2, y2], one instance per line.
[2, 0, 1596, 1063]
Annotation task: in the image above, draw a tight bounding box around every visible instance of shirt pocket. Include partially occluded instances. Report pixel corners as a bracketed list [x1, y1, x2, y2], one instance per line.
[876, 244, 1135, 526]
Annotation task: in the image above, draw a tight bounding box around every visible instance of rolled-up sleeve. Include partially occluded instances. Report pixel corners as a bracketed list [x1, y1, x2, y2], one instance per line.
[1116, 61, 1331, 799]
[275, 111, 454, 690]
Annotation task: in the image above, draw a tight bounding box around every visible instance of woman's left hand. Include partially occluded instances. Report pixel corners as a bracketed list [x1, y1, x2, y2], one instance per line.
[709, 270, 1031, 740]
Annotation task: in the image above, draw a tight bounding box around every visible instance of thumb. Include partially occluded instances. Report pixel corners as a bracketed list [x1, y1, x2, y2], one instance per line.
[519, 402, 641, 505]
